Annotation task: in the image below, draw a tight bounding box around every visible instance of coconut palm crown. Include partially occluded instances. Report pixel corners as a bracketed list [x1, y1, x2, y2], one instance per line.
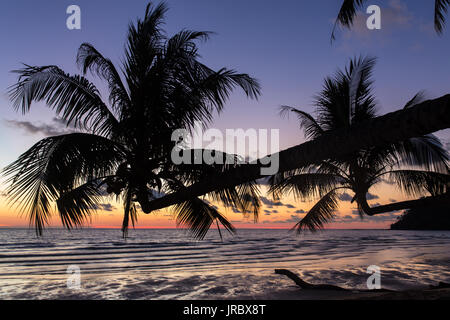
[3, 2, 262, 238]
[270, 56, 449, 232]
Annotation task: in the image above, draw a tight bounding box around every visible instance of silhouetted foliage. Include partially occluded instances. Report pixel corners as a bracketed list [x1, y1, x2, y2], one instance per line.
[270, 56, 449, 233]
[3, 2, 261, 238]
[391, 194, 450, 230]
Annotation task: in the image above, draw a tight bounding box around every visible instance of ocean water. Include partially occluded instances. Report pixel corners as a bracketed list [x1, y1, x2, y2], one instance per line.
[0, 228, 449, 300]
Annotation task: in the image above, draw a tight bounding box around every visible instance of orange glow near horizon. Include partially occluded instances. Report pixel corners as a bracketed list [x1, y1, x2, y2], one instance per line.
[0, 184, 407, 230]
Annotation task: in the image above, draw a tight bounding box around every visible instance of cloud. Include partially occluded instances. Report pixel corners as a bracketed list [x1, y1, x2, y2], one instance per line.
[294, 209, 306, 214]
[259, 196, 284, 206]
[366, 193, 379, 200]
[335, 210, 402, 224]
[272, 214, 303, 224]
[338, 192, 378, 202]
[334, 214, 358, 223]
[259, 196, 297, 209]
[364, 211, 402, 223]
[91, 203, 116, 212]
[338, 193, 353, 202]
[5, 118, 77, 137]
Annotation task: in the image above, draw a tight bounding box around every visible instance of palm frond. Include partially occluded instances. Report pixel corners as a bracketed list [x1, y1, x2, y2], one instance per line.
[168, 149, 261, 221]
[390, 135, 449, 173]
[403, 91, 427, 109]
[56, 181, 102, 230]
[269, 169, 346, 202]
[332, 0, 367, 41]
[384, 170, 449, 198]
[77, 43, 131, 113]
[313, 56, 377, 131]
[293, 189, 340, 233]
[208, 181, 261, 222]
[124, 1, 167, 91]
[2, 133, 125, 235]
[174, 197, 235, 240]
[165, 30, 212, 58]
[435, 0, 450, 34]
[279, 106, 323, 140]
[9, 65, 119, 136]
[347, 56, 377, 124]
[122, 188, 138, 238]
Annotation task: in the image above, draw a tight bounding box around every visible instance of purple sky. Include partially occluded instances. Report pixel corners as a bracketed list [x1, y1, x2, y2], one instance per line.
[0, 0, 449, 228]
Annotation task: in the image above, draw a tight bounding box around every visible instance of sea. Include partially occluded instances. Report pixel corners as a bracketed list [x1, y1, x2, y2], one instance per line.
[0, 228, 449, 299]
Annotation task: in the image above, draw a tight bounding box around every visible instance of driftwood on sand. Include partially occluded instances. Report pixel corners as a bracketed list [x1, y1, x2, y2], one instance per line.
[275, 269, 397, 292]
[275, 269, 349, 291]
[275, 269, 450, 294]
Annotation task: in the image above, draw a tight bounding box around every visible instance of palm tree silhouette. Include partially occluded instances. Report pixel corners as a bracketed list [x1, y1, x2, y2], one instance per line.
[332, 0, 450, 40]
[3, 2, 262, 238]
[269, 56, 449, 232]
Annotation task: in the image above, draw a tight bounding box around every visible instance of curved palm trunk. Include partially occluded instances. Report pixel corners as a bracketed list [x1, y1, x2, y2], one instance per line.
[359, 193, 450, 216]
[141, 94, 450, 213]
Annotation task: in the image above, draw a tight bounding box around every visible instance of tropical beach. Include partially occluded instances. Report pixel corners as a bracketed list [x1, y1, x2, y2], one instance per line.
[0, 0, 449, 305]
[1, 228, 449, 300]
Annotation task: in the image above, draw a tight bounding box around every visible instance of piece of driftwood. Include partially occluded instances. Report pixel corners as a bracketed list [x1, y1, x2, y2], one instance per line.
[275, 269, 397, 292]
[276, 269, 450, 296]
[275, 269, 349, 291]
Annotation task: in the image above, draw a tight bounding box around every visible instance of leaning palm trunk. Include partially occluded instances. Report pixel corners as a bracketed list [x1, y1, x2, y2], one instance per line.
[142, 94, 450, 213]
[358, 193, 450, 216]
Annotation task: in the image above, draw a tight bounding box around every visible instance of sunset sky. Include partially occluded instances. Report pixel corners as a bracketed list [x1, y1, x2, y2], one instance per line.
[0, 0, 449, 230]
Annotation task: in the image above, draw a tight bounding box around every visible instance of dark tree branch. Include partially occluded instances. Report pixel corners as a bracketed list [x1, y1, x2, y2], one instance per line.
[360, 193, 450, 216]
[142, 95, 450, 213]
[275, 269, 348, 291]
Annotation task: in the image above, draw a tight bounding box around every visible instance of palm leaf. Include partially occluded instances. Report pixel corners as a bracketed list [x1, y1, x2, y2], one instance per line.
[56, 181, 103, 230]
[390, 135, 449, 173]
[293, 189, 340, 233]
[279, 106, 324, 139]
[174, 197, 235, 240]
[403, 91, 427, 109]
[269, 169, 346, 202]
[347, 56, 377, 124]
[2, 133, 125, 235]
[435, 0, 450, 34]
[122, 188, 138, 238]
[332, 0, 367, 41]
[384, 170, 449, 198]
[77, 43, 131, 114]
[9, 65, 119, 136]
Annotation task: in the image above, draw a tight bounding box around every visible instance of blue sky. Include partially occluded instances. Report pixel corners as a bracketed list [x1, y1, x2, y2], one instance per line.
[0, 0, 449, 227]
